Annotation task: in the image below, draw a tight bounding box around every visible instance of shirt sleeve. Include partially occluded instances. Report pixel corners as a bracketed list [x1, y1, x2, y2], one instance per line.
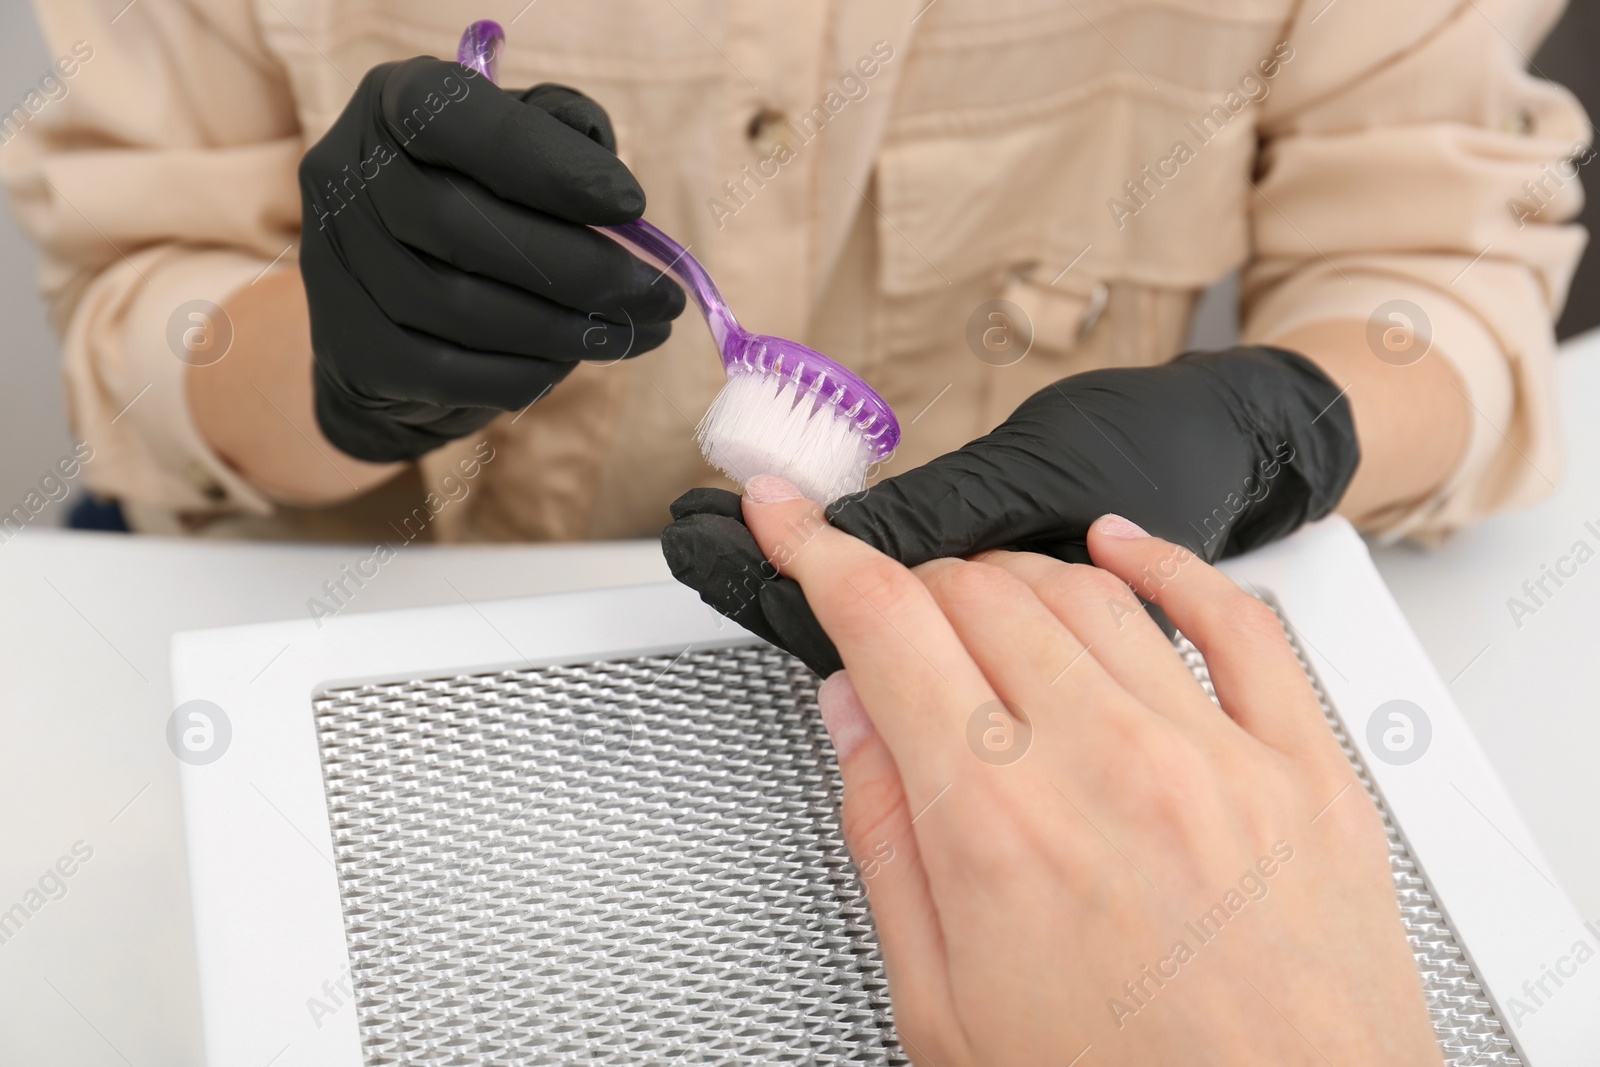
[1240, 0, 1590, 542]
[1, 0, 305, 515]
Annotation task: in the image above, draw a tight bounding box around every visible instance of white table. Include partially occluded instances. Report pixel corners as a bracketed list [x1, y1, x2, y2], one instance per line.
[2, 331, 1597, 1066]
[0, 536, 670, 1067]
[1371, 327, 1600, 926]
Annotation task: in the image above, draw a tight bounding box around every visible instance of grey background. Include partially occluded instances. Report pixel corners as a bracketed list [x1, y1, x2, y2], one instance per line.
[0, 4, 73, 513]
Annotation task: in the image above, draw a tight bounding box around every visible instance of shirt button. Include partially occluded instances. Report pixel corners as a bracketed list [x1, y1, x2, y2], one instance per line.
[1078, 282, 1109, 342]
[186, 463, 227, 504]
[746, 108, 791, 158]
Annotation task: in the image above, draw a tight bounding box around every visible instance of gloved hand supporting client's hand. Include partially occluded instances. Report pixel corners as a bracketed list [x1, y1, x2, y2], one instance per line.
[661, 346, 1359, 676]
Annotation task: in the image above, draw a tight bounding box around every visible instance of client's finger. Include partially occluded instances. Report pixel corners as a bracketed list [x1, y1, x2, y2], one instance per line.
[740, 476, 995, 793]
[973, 551, 1219, 729]
[913, 557, 1136, 739]
[1085, 514, 1334, 755]
[819, 673, 952, 1020]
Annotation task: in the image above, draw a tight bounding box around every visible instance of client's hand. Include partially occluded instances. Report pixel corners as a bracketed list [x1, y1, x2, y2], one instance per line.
[738, 474, 1443, 1066]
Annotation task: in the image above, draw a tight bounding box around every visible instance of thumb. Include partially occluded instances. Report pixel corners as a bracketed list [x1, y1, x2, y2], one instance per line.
[379, 57, 644, 223]
[520, 83, 618, 152]
[818, 672, 952, 1020]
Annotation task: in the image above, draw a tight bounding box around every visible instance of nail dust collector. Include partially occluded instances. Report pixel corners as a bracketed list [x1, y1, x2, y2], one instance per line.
[171, 519, 1598, 1065]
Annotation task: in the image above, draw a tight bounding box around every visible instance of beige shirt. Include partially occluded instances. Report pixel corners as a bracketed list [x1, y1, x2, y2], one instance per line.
[3, 0, 1589, 545]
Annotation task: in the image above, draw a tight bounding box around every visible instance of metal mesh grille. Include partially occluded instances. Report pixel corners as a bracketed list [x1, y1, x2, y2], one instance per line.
[315, 645, 903, 1065]
[315, 624, 1519, 1065]
[1254, 607, 1521, 1066]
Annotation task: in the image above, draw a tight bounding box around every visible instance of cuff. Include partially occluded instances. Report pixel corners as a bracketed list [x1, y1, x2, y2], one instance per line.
[63, 246, 279, 518]
[1243, 272, 1515, 543]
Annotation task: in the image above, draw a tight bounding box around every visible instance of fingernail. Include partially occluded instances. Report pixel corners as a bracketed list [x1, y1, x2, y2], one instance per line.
[744, 474, 805, 504]
[1095, 513, 1149, 540]
[818, 671, 875, 763]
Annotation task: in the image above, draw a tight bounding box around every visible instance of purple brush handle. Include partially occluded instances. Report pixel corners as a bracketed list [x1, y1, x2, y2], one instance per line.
[456, 21, 736, 350]
[597, 218, 740, 352]
[599, 218, 900, 455]
[458, 19, 503, 83]
[457, 20, 901, 457]
[603, 218, 900, 456]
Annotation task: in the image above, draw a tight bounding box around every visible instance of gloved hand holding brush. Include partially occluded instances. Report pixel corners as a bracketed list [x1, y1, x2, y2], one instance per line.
[661, 346, 1360, 676]
[300, 57, 685, 462]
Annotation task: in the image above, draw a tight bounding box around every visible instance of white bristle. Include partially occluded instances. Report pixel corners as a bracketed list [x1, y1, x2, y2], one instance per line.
[696, 370, 875, 504]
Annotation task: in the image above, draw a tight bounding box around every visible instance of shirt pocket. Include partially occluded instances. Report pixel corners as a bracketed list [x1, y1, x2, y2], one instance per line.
[870, 0, 1292, 335]
[861, 2, 1291, 463]
[877, 98, 1262, 298]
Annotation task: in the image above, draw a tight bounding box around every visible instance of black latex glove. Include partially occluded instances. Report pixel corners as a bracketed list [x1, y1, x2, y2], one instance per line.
[299, 59, 685, 461]
[661, 346, 1359, 676]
